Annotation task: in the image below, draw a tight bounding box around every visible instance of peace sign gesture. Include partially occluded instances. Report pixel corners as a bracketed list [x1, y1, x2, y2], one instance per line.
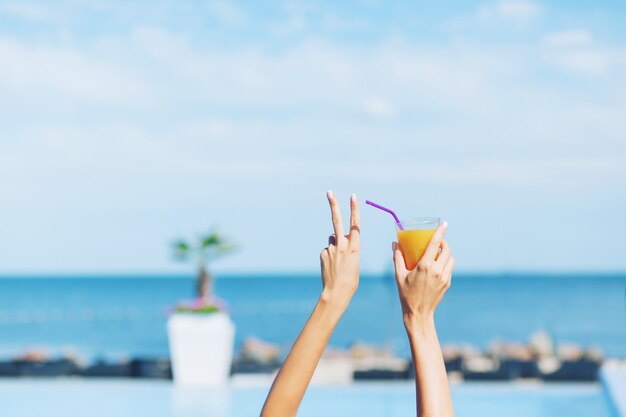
[319, 191, 360, 310]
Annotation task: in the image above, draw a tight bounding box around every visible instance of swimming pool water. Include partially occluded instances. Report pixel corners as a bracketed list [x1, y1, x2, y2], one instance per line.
[0, 380, 616, 417]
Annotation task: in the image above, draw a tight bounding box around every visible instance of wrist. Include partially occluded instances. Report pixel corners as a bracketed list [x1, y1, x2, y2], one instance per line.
[403, 312, 436, 338]
[315, 292, 348, 326]
[319, 289, 351, 314]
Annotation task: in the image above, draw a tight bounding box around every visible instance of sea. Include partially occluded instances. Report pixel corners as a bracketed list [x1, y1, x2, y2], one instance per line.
[0, 273, 624, 361]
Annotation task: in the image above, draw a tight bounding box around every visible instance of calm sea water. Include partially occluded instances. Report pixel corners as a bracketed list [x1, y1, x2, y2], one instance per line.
[0, 273, 624, 361]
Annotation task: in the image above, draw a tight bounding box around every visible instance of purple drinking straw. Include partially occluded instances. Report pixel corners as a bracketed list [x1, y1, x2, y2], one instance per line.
[365, 200, 404, 230]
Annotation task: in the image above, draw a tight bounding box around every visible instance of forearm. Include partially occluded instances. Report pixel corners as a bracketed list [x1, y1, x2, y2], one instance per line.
[406, 316, 454, 417]
[261, 295, 345, 417]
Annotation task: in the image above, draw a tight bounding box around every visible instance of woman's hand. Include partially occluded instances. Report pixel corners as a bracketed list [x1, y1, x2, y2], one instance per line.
[393, 221, 456, 332]
[394, 222, 456, 417]
[319, 191, 360, 311]
[260, 191, 360, 417]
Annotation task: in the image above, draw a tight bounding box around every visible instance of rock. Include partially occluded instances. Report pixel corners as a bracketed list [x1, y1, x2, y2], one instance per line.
[239, 337, 281, 364]
[232, 337, 282, 374]
[529, 331, 553, 357]
[312, 357, 354, 384]
[557, 343, 584, 361]
[349, 343, 394, 360]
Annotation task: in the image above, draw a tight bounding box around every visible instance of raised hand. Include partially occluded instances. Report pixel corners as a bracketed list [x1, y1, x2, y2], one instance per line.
[261, 192, 361, 417]
[393, 221, 455, 330]
[393, 221, 456, 417]
[319, 191, 360, 310]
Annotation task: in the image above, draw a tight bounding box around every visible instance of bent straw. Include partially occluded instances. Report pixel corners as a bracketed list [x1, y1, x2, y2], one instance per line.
[365, 200, 404, 230]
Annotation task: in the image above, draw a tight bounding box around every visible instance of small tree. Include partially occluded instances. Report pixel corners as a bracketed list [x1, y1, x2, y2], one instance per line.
[172, 228, 237, 299]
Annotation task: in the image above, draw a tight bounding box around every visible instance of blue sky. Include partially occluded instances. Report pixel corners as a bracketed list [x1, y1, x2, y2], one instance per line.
[0, 0, 625, 274]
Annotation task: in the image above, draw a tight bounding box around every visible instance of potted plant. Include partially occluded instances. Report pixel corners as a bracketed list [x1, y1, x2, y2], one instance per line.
[168, 229, 237, 387]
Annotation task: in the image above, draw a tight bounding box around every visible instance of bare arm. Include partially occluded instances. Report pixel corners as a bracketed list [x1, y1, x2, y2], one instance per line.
[261, 191, 360, 417]
[393, 222, 456, 417]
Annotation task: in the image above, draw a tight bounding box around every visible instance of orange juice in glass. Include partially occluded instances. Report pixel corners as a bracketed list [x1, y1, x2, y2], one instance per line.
[396, 218, 440, 270]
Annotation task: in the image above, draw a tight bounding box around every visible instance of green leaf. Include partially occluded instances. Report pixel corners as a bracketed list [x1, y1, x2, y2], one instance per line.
[174, 305, 220, 314]
[217, 242, 237, 254]
[171, 229, 237, 266]
[201, 231, 221, 248]
[172, 240, 191, 261]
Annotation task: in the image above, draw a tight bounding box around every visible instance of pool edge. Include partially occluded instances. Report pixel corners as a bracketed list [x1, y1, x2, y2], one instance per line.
[601, 363, 626, 417]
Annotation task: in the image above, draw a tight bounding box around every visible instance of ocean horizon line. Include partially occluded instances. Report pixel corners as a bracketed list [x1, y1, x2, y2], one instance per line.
[0, 270, 624, 279]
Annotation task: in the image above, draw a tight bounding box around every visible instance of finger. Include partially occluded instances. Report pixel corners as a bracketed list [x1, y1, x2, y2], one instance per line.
[320, 248, 329, 265]
[421, 221, 448, 264]
[436, 240, 451, 265]
[447, 256, 457, 272]
[326, 190, 344, 238]
[328, 234, 336, 246]
[392, 242, 408, 277]
[349, 193, 360, 238]
[442, 256, 456, 284]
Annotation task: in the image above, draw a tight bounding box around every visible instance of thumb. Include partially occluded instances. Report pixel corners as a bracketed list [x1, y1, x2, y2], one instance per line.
[392, 242, 408, 278]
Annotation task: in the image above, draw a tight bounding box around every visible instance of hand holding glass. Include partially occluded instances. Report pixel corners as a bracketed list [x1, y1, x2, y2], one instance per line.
[395, 217, 441, 270]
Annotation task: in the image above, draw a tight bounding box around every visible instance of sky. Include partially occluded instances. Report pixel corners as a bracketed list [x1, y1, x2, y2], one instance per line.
[0, 0, 625, 275]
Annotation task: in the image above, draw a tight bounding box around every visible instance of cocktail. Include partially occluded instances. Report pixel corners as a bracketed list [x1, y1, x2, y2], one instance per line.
[366, 200, 440, 270]
[395, 218, 440, 269]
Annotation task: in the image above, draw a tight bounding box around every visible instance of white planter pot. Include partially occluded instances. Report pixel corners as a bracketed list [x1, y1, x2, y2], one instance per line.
[167, 312, 235, 387]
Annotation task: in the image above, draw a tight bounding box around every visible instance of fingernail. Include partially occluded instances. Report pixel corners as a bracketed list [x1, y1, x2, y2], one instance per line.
[443, 220, 448, 229]
[327, 190, 334, 199]
[350, 193, 357, 202]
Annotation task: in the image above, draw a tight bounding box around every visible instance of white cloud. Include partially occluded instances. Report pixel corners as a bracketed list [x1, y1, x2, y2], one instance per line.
[547, 49, 612, 76]
[334, 157, 626, 191]
[0, 37, 155, 108]
[0, 1, 53, 22]
[1, 7, 626, 272]
[446, 0, 542, 33]
[494, 0, 541, 21]
[475, 0, 542, 24]
[205, 0, 247, 27]
[362, 98, 394, 119]
[321, 14, 368, 32]
[542, 30, 593, 48]
[1, 28, 625, 157]
[268, 14, 307, 37]
[539, 29, 620, 76]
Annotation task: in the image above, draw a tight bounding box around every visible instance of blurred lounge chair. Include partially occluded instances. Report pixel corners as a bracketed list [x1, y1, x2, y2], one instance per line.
[131, 358, 172, 379]
[80, 360, 132, 377]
